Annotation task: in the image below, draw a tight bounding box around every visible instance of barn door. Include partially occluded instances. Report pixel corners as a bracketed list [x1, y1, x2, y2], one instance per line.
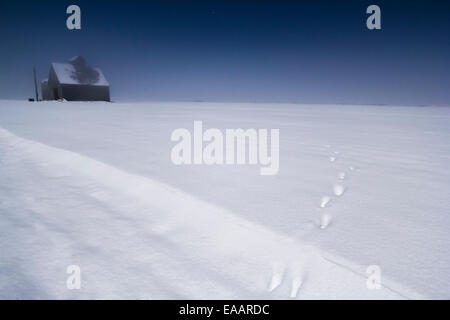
[53, 88, 59, 100]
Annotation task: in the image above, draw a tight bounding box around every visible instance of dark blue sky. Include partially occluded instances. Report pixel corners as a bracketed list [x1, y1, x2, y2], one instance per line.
[0, 0, 449, 104]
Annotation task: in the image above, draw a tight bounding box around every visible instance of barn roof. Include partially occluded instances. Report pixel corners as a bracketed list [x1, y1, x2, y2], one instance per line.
[51, 62, 109, 86]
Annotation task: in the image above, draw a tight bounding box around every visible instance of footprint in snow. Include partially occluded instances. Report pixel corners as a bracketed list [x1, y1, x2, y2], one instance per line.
[329, 156, 337, 162]
[268, 264, 285, 292]
[319, 196, 331, 208]
[290, 276, 304, 298]
[319, 213, 332, 229]
[268, 262, 306, 298]
[333, 184, 346, 197]
[338, 172, 346, 180]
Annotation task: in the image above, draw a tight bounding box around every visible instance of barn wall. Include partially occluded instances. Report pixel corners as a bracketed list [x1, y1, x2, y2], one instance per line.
[46, 67, 60, 100]
[48, 67, 59, 88]
[61, 84, 110, 102]
[41, 81, 53, 100]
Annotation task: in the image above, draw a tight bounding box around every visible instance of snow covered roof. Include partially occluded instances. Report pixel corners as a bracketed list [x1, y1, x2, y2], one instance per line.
[51, 60, 109, 86]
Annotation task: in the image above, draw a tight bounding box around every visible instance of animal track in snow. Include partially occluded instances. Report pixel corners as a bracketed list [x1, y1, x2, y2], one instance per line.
[319, 214, 332, 229]
[290, 276, 303, 298]
[329, 156, 337, 162]
[320, 196, 331, 208]
[267, 262, 306, 298]
[268, 264, 285, 292]
[333, 184, 346, 197]
[338, 172, 346, 180]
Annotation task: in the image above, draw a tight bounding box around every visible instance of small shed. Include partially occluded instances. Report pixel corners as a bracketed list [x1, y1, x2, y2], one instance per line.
[42, 56, 110, 101]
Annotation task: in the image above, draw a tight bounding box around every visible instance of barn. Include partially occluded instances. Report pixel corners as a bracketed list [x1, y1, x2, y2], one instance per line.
[41, 56, 110, 101]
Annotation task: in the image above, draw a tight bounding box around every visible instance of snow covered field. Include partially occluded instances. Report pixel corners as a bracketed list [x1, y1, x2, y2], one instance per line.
[0, 100, 449, 299]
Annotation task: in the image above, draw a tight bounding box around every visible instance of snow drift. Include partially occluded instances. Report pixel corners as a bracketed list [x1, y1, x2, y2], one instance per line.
[0, 100, 449, 299]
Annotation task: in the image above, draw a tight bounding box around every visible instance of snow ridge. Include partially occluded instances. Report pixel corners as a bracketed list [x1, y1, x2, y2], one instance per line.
[0, 126, 424, 299]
